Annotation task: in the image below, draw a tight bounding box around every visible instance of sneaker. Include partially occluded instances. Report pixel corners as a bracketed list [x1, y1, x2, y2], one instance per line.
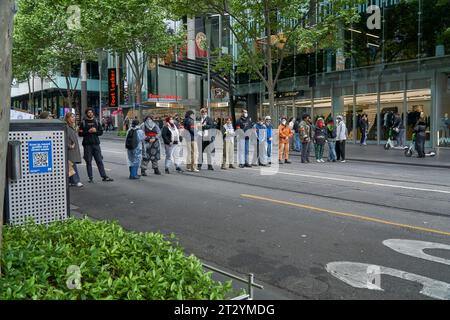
[239, 164, 245, 168]
[154, 168, 162, 175]
[244, 163, 252, 168]
[176, 167, 184, 173]
[341, 160, 346, 163]
[317, 159, 321, 163]
[102, 176, 114, 182]
[165, 168, 170, 174]
[76, 182, 83, 187]
[88, 178, 94, 183]
[208, 165, 214, 171]
[320, 159, 325, 163]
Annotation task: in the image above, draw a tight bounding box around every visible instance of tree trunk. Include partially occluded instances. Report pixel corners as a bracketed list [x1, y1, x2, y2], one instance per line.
[0, 0, 14, 276]
[264, 0, 275, 115]
[135, 77, 142, 105]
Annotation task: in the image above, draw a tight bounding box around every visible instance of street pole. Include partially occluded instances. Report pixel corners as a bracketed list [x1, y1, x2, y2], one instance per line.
[81, 59, 88, 117]
[207, 45, 211, 115]
[98, 52, 102, 122]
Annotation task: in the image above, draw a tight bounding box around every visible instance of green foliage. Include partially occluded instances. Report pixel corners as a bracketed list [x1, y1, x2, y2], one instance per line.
[117, 130, 127, 137]
[0, 218, 232, 300]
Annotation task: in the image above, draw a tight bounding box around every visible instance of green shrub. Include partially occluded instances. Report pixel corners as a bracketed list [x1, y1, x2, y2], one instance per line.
[0, 218, 232, 300]
[117, 130, 127, 137]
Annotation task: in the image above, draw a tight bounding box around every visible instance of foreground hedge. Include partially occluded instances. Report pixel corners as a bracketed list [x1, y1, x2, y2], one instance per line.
[0, 218, 232, 300]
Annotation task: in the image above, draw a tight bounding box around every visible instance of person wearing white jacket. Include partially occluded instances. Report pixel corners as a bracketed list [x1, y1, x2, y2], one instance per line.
[336, 115, 347, 163]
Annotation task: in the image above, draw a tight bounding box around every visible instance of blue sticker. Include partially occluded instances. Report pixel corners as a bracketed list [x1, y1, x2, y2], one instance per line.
[28, 141, 53, 174]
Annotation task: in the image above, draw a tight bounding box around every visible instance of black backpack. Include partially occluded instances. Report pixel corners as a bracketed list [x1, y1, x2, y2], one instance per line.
[125, 129, 139, 150]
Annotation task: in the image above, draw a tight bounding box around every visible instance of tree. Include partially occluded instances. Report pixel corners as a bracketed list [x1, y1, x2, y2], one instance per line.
[169, 0, 363, 114]
[0, 0, 15, 276]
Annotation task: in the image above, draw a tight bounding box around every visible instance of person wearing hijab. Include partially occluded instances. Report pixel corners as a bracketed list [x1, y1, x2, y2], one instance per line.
[140, 115, 162, 175]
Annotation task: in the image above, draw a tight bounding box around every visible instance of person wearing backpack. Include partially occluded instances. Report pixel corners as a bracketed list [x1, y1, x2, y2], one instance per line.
[126, 119, 145, 179]
[78, 108, 114, 183]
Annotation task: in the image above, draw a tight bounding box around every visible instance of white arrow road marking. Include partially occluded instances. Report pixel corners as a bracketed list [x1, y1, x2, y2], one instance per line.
[326, 262, 450, 300]
[383, 239, 450, 266]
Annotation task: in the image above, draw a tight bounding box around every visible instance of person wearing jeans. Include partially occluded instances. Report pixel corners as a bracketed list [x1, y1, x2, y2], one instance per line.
[265, 116, 273, 164]
[299, 113, 312, 163]
[293, 118, 302, 152]
[336, 115, 347, 162]
[236, 109, 254, 168]
[326, 118, 337, 162]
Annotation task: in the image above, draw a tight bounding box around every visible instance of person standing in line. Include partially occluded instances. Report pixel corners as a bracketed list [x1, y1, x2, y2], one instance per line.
[78, 108, 114, 183]
[359, 114, 368, 146]
[198, 108, 215, 171]
[183, 110, 199, 172]
[65, 112, 83, 187]
[293, 117, 302, 152]
[326, 118, 337, 162]
[162, 116, 184, 174]
[126, 119, 145, 179]
[236, 109, 254, 168]
[336, 115, 347, 163]
[314, 117, 327, 163]
[299, 114, 312, 163]
[278, 117, 293, 165]
[140, 115, 162, 175]
[221, 117, 236, 169]
[265, 116, 273, 165]
[414, 112, 427, 158]
[253, 118, 267, 166]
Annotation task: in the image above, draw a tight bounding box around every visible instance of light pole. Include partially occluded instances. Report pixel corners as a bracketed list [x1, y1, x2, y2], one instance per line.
[206, 16, 211, 116]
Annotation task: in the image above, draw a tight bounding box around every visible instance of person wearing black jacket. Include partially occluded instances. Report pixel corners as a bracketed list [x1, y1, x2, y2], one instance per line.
[359, 114, 368, 146]
[414, 113, 427, 158]
[183, 110, 199, 172]
[198, 108, 215, 170]
[78, 108, 113, 183]
[161, 116, 183, 174]
[236, 109, 254, 168]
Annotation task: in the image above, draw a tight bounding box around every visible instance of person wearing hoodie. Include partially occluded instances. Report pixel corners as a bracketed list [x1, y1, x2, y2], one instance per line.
[183, 110, 199, 172]
[326, 118, 337, 162]
[140, 115, 162, 175]
[278, 117, 293, 164]
[299, 113, 313, 163]
[162, 116, 184, 174]
[336, 115, 347, 163]
[314, 118, 327, 162]
[414, 112, 427, 158]
[265, 116, 273, 164]
[126, 119, 145, 179]
[236, 109, 254, 168]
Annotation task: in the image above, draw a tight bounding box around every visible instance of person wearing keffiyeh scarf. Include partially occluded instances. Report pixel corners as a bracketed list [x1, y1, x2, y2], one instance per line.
[140, 115, 161, 175]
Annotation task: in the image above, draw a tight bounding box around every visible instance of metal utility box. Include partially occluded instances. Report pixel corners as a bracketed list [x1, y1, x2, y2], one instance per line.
[4, 120, 69, 225]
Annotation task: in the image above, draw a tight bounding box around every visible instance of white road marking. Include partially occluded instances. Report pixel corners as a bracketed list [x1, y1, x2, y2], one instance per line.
[326, 262, 450, 300]
[247, 168, 450, 195]
[383, 239, 450, 266]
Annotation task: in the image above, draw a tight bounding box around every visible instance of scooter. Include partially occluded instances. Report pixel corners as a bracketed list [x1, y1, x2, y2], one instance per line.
[404, 133, 436, 157]
[384, 128, 408, 150]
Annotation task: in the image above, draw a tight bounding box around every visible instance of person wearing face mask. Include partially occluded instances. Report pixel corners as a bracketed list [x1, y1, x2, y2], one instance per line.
[299, 114, 312, 163]
[278, 117, 293, 164]
[140, 115, 162, 175]
[198, 108, 215, 170]
[253, 118, 268, 166]
[221, 117, 236, 169]
[265, 116, 273, 164]
[236, 109, 254, 168]
[183, 110, 199, 172]
[314, 117, 327, 162]
[336, 115, 347, 163]
[162, 116, 184, 174]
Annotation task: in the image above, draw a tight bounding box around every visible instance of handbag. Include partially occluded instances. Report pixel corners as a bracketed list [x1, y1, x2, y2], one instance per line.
[68, 160, 75, 177]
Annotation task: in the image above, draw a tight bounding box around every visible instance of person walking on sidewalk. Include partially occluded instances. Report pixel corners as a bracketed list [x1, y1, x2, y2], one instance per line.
[183, 110, 199, 172]
[140, 115, 162, 175]
[326, 118, 337, 162]
[236, 109, 254, 168]
[265, 116, 273, 165]
[278, 117, 293, 165]
[126, 119, 145, 179]
[336, 115, 347, 163]
[221, 117, 236, 169]
[65, 112, 83, 187]
[198, 108, 215, 171]
[393, 112, 405, 147]
[414, 112, 427, 158]
[299, 114, 312, 163]
[162, 116, 184, 174]
[78, 108, 114, 183]
[359, 114, 368, 146]
[314, 117, 327, 163]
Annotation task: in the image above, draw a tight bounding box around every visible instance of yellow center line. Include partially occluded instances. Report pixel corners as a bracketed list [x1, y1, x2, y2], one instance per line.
[240, 194, 450, 237]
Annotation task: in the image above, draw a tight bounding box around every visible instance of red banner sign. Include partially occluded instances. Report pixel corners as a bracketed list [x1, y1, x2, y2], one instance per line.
[108, 69, 118, 108]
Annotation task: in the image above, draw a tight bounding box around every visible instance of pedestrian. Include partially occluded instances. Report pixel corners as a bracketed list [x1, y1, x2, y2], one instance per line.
[414, 112, 427, 158]
[393, 112, 405, 147]
[265, 116, 273, 165]
[126, 119, 145, 179]
[198, 108, 215, 170]
[162, 116, 184, 174]
[124, 116, 130, 131]
[140, 115, 162, 175]
[221, 117, 236, 169]
[299, 113, 313, 163]
[236, 109, 254, 168]
[326, 118, 337, 162]
[78, 108, 114, 183]
[278, 117, 293, 164]
[359, 114, 368, 146]
[314, 117, 327, 163]
[183, 110, 199, 172]
[253, 118, 267, 166]
[293, 117, 302, 152]
[336, 115, 347, 163]
[64, 112, 83, 187]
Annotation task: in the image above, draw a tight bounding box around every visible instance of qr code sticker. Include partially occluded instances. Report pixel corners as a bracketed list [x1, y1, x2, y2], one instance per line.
[33, 152, 48, 167]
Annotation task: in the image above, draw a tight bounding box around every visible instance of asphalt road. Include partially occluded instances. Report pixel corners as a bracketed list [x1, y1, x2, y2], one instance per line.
[70, 138, 450, 300]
